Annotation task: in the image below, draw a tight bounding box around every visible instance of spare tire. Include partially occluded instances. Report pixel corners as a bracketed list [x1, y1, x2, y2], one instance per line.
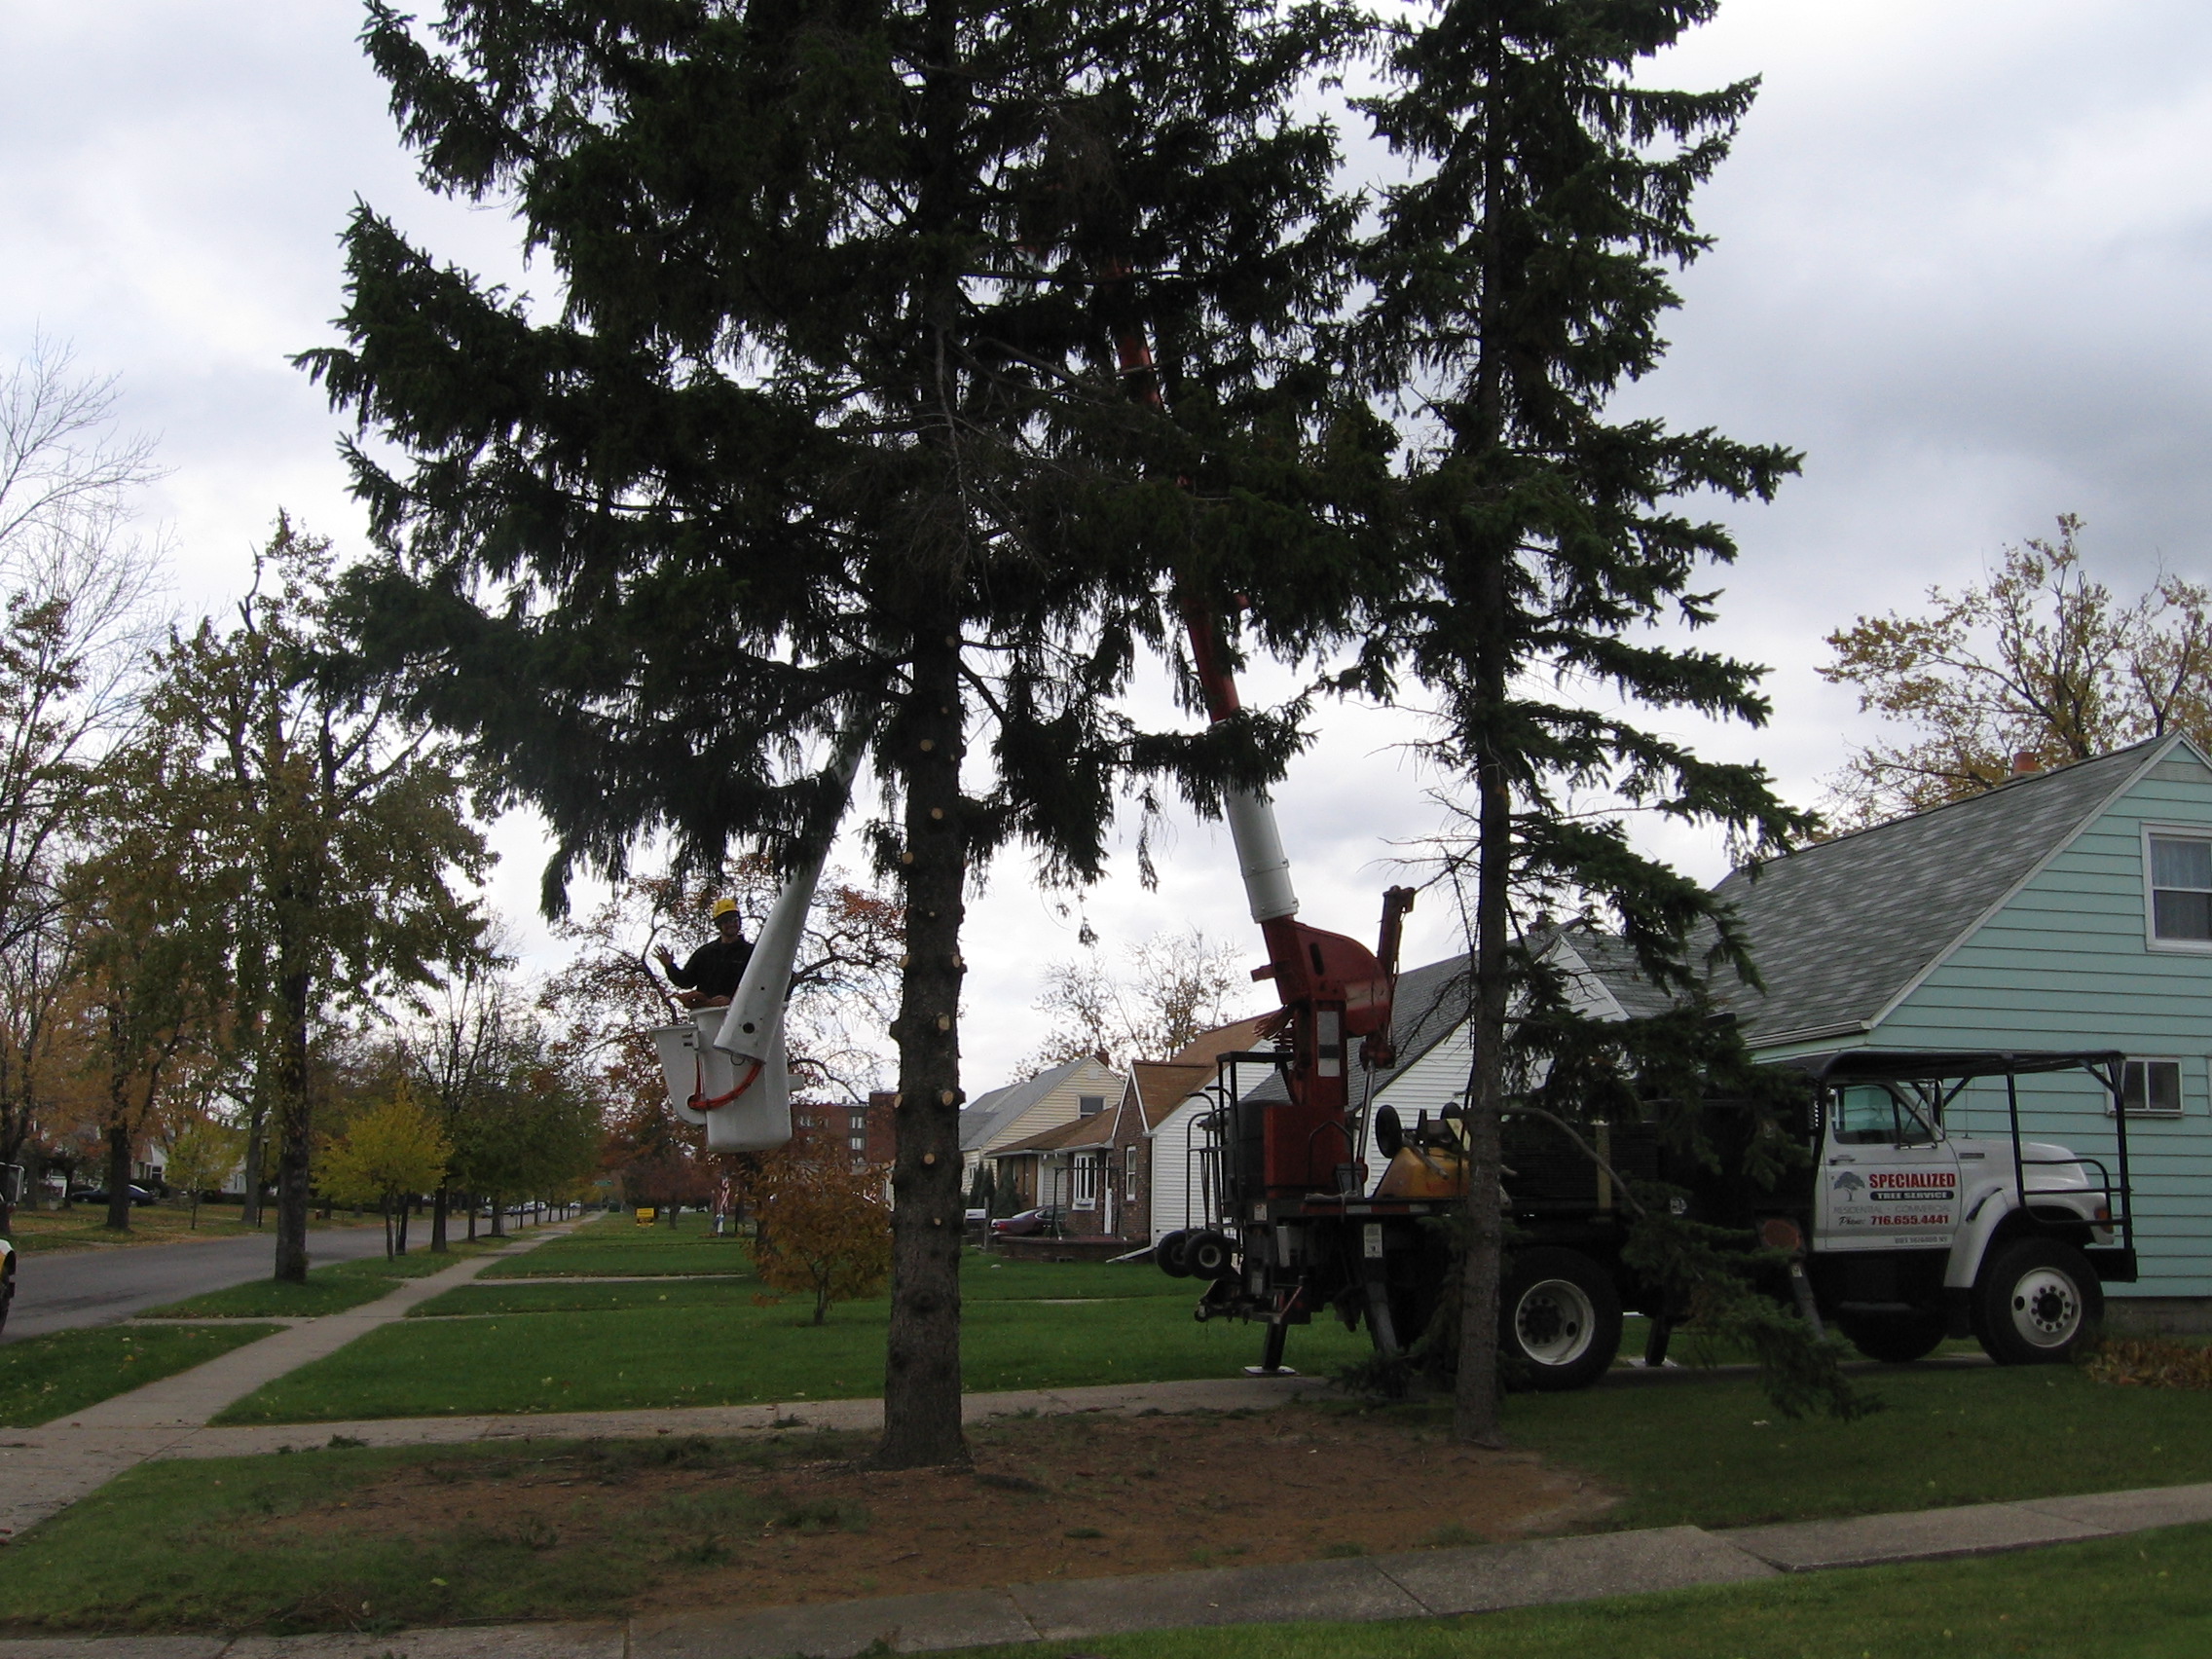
[1186, 1230, 1238, 1282]
[1156, 1229, 1195, 1278]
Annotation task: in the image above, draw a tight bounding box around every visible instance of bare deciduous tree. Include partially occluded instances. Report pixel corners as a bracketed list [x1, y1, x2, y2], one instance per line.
[1025, 928, 1253, 1071]
[1822, 515, 2212, 826]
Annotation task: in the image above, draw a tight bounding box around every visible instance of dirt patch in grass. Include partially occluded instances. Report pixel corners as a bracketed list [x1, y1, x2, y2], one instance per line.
[227, 1408, 1608, 1618]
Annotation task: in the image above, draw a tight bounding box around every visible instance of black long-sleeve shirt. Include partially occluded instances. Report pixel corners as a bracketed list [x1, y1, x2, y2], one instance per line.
[665, 934, 754, 1000]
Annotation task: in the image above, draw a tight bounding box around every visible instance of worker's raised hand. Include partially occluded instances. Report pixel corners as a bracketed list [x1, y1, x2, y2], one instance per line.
[653, 943, 676, 967]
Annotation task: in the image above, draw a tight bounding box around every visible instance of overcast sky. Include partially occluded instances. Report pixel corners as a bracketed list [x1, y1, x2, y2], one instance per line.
[6, 1, 2211, 1089]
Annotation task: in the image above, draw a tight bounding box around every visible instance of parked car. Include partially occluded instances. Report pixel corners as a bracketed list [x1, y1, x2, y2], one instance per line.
[990, 1206, 1067, 1238]
[70, 1184, 157, 1207]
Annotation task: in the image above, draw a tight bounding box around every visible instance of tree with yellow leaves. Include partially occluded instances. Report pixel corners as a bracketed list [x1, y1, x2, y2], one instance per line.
[748, 1135, 891, 1327]
[1823, 516, 2212, 827]
[317, 1085, 452, 1259]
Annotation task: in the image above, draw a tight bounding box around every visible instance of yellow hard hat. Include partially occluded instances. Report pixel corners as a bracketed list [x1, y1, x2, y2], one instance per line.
[711, 898, 740, 919]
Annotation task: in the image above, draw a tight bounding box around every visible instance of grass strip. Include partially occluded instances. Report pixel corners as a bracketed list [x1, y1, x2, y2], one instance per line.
[1, 1211, 381, 1256]
[927, 1524, 2212, 1659]
[0, 1434, 2207, 1647]
[1489, 1362, 2212, 1530]
[139, 1242, 498, 1319]
[411, 1252, 1186, 1316]
[214, 1294, 1368, 1423]
[0, 1325, 282, 1426]
[0, 1434, 852, 1633]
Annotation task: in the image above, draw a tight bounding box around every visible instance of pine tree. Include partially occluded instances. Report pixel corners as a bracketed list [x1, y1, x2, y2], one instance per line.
[1356, 0, 1813, 1443]
[304, 0, 1364, 1465]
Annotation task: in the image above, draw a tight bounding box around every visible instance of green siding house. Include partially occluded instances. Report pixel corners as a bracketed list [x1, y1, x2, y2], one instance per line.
[1687, 734, 2212, 1326]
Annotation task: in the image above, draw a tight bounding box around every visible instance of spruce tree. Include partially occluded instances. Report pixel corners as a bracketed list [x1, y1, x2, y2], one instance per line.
[1356, 0, 1813, 1443]
[304, 0, 1363, 1465]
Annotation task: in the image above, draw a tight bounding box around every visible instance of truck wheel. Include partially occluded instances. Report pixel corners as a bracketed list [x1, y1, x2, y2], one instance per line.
[1834, 1310, 1946, 1364]
[1501, 1248, 1621, 1391]
[1186, 1230, 1237, 1282]
[1973, 1238, 2102, 1365]
[0, 1268, 12, 1337]
[1156, 1231, 1194, 1278]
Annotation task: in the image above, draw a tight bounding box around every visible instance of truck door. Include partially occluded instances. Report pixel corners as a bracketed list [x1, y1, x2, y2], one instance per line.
[1816, 1083, 1962, 1252]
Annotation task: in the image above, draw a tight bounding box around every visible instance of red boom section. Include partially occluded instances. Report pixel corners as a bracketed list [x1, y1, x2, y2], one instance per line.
[1116, 321, 1399, 1195]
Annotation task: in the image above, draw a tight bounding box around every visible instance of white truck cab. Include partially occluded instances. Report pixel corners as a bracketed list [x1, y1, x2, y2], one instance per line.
[1797, 1051, 2133, 1366]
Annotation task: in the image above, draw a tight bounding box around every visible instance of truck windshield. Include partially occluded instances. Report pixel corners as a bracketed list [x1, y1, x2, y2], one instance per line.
[1832, 1085, 1939, 1147]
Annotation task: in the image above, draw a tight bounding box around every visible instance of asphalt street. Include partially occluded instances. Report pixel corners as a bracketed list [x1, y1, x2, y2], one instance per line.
[2, 1223, 389, 1342]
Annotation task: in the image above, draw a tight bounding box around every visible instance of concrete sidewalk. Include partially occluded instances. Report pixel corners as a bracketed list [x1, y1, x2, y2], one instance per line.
[3, 1478, 2209, 1659]
[0, 1227, 572, 1543]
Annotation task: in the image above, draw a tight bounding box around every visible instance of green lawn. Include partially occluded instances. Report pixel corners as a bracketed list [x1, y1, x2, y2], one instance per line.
[0, 1429, 2206, 1648]
[1489, 1361, 2212, 1530]
[474, 1213, 748, 1278]
[0, 1325, 281, 1426]
[139, 1243, 499, 1320]
[0, 1435, 826, 1633]
[216, 1289, 1361, 1423]
[412, 1250, 1186, 1316]
[2, 1210, 381, 1256]
[921, 1527, 2212, 1659]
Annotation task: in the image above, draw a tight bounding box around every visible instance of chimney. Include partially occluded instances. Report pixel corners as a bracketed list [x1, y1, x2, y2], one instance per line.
[2009, 751, 2042, 778]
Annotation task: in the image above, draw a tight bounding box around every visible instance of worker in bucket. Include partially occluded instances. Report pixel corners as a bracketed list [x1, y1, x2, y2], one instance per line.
[654, 898, 756, 1009]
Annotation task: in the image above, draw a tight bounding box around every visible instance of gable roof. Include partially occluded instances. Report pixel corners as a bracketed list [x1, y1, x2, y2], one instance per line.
[1706, 736, 2181, 1045]
[1165, 1014, 1273, 1068]
[958, 1056, 1094, 1155]
[993, 1109, 1115, 1157]
[1129, 1060, 1214, 1127]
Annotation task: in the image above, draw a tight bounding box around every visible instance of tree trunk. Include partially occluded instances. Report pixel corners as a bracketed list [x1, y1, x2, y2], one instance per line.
[875, 614, 970, 1469]
[382, 1194, 394, 1260]
[396, 1196, 410, 1255]
[431, 1186, 450, 1252]
[240, 1096, 267, 1229]
[104, 1115, 133, 1233]
[1451, 726, 1513, 1448]
[490, 1192, 504, 1237]
[272, 957, 313, 1283]
[467, 1195, 478, 1241]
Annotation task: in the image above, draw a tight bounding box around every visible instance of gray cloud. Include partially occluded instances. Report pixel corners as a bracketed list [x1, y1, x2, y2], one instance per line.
[6, 1, 2210, 1085]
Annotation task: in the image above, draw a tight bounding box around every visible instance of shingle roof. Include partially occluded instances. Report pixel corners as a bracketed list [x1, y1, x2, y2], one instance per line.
[957, 1057, 1091, 1155]
[993, 1109, 1114, 1157]
[1703, 738, 2171, 1042]
[1165, 1015, 1273, 1068]
[1130, 1060, 1215, 1127]
[1552, 928, 1679, 1018]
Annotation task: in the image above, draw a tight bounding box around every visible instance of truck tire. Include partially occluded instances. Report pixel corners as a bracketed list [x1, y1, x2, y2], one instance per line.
[1501, 1247, 1621, 1391]
[1156, 1230, 1195, 1278]
[1834, 1310, 1946, 1364]
[0, 1264, 12, 1338]
[1186, 1230, 1237, 1282]
[1973, 1237, 2102, 1365]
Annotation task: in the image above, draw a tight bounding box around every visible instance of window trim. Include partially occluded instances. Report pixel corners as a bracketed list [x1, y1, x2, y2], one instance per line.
[2115, 1054, 2189, 1118]
[1072, 1153, 1100, 1209]
[2141, 824, 2212, 953]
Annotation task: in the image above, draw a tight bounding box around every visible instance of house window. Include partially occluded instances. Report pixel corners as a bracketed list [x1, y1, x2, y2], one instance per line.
[849, 1135, 866, 1152]
[1073, 1155, 1099, 1209]
[2121, 1058, 2185, 1116]
[1078, 1094, 1105, 1117]
[2147, 832, 2212, 944]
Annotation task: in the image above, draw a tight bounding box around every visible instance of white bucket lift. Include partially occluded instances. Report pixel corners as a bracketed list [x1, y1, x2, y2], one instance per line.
[650, 1006, 793, 1152]
[645, 707, 870, 1155]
